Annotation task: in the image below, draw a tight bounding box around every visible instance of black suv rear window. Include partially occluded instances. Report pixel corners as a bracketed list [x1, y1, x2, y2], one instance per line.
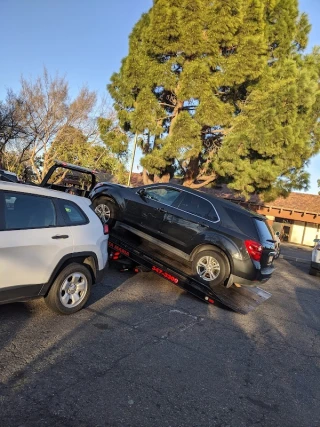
[224, 207, 259, 239]
[254, 218, 273, 243]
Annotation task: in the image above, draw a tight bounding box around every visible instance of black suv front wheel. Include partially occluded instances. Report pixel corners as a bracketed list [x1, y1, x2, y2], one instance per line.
[93, 196, 116, 228]
[192, 250, 230, 289]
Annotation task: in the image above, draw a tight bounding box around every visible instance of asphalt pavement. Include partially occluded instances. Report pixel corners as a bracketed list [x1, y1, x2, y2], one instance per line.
[280, 242, 313, 264]
[0, 259, 319, 427]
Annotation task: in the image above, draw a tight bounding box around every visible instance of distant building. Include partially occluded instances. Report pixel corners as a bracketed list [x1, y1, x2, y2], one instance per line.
[250, 194, 320, 246]
[202, 187, 320, 247]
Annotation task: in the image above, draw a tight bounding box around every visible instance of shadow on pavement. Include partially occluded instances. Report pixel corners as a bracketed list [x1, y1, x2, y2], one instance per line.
[0, 261, 319, 427]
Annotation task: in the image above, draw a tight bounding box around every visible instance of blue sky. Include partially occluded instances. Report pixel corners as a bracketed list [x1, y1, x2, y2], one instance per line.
[1, 0, 319, 193]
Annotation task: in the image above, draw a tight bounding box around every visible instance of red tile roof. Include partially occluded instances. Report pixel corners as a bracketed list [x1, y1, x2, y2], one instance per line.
[265, 192, 320, 213]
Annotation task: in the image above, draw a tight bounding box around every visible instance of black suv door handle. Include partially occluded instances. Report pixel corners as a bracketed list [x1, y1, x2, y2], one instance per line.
[52, 235, 69, 239]
[157, 207, 166, 213]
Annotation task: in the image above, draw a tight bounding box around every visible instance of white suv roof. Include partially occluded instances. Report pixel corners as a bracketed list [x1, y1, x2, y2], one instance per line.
[0, 181, 91, 206]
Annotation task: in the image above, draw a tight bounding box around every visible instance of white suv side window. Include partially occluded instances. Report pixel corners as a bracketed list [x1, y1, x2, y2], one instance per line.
[57, 199, 88, 226]
[4, 192, 56, 230]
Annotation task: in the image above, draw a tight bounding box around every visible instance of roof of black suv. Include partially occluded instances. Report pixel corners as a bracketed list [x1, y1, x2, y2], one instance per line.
[138, 182, 266, 221]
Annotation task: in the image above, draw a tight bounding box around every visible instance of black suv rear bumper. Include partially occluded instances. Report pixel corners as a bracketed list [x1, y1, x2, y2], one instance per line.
[233, 265, 274, 287]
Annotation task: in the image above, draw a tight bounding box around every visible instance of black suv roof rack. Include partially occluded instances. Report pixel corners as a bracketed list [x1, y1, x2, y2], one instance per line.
[108, 226, 272, 314]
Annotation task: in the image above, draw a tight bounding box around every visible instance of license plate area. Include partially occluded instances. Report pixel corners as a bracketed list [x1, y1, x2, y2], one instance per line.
[268, 252, 276, 264]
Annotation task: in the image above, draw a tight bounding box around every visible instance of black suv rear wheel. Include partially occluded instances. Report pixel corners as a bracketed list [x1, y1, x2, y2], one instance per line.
[192, 249, 230, 289]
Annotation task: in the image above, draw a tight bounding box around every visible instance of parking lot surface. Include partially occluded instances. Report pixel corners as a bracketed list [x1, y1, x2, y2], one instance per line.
[280, 242, 313, 263]
[0, 259, 319, 427]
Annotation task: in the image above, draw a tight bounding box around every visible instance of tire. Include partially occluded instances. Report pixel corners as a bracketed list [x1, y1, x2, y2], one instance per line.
[192, 249, 230, 290]
[92, 196, 116, 228]
[45, 263, 92, 314]
[309, 266, 317, 276]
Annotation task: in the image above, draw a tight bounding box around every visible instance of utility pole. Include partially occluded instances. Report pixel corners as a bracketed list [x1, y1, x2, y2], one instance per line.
[127, 133, 138, 186]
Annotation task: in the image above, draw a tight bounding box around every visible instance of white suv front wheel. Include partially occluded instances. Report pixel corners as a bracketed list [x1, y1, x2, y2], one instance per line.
[45, 263, 92, 314]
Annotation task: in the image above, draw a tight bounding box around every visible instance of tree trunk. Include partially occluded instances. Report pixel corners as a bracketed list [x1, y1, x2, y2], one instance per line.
[183, 158, 199, 187]
[168, 100, 183, 136]
[188, 174, 217, 189]
[159, 174, 170, 183]
[30, 148, 41, 183]
[142, 168, 154, 185]
[155, 98, 183, 184]
[41, 152, 50, 181]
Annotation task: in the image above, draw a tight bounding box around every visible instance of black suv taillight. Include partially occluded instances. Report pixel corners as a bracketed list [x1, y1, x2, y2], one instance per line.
[245, 240, 263, 262]
[103, 224, 109, 235]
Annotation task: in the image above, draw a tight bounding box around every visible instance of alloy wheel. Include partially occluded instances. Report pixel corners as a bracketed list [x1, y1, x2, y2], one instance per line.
[95, 204, 111, 224]
[196, 255, 221, 281]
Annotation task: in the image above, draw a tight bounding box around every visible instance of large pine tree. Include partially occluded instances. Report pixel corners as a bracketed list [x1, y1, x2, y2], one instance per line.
[108, 0, 320, 199]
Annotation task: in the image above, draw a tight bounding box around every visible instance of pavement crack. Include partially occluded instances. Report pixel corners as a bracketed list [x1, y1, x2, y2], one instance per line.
[138, 381, 176, 410]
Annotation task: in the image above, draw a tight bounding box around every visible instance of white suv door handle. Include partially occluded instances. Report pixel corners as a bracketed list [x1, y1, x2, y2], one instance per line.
[52, 235, 69, 239]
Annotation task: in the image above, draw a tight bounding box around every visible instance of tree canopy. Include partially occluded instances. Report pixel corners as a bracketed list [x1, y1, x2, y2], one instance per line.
[109, 0, 320, 199]
[0, 69, 127, 184]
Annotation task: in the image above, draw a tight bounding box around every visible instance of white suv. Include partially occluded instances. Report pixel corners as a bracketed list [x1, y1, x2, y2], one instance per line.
[309, 239, 320, 276]
[0, 182, 109, 314]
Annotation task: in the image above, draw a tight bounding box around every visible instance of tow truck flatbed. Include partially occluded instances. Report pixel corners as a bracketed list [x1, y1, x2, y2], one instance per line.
[108, 226, 272, 314]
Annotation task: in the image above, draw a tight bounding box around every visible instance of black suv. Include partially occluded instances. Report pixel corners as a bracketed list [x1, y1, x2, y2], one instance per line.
[90, 183, 276, 289]
[0, 169, 19, 183]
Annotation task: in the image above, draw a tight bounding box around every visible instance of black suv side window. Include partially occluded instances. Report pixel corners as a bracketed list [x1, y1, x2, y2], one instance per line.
[177, 193, 218, 221]
[144, 187, 181, 206]
[4, 192, 56, 230]
[57, 199, 88, 226]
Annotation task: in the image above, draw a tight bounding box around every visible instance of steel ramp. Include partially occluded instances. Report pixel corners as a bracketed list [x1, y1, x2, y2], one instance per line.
[207, 284, 272, 314]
